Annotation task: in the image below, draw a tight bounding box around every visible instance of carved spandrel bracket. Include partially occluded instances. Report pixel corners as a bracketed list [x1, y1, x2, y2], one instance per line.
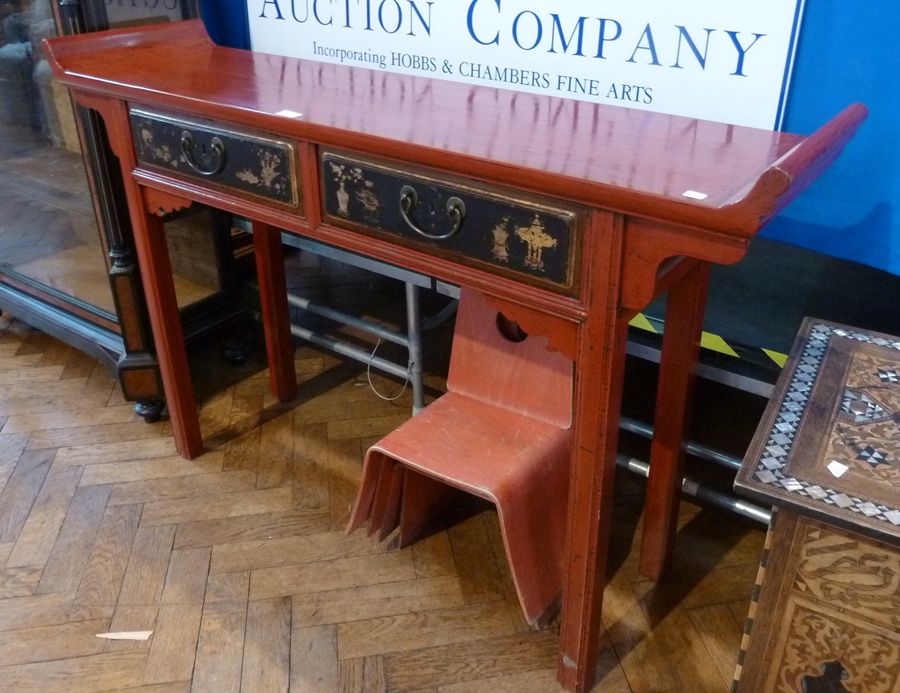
[143, 187, 193, 217]
[621, 217, 748, 311]
[68, 91, 131, 162]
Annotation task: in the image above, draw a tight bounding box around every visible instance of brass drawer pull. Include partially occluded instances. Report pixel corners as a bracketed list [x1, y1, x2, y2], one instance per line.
[180, 130, 226, 176]
[399, 185, 466, 240]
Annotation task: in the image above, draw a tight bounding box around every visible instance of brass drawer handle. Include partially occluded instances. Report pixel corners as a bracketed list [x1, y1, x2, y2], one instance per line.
[180, 130, 226, 176]
[399, 185, 466, 240]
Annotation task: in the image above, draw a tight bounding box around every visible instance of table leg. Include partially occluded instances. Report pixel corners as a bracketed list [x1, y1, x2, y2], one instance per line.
[639, 261, 710, 580]
[75, 95, 205, 459]
[558, 212, 629, 693]
[252, 221, 298, 401]
[130, 210, 203, 459]
[404, 282, 426, 414]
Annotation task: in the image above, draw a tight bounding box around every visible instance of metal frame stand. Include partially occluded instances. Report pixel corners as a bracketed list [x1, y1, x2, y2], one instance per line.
[261, 230, 458, 414]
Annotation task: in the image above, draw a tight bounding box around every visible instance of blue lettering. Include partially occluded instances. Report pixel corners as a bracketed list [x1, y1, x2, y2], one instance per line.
[549, 14, 586, 56]
[312, 0, 331, 25]
[259, 0, 284, 20]
[606, 84, 653, 103]
[378, 0, 402, 33]
[467, 0, 499, 46]
[291, 0, 308, 22]
[594, 18, 621, 59]
[512, 11, 542, 51]
[726, 31, 765, 76]
[671, 26, 714, 69]
[627, 24, 661, 65]
[407, 1, 433, 36]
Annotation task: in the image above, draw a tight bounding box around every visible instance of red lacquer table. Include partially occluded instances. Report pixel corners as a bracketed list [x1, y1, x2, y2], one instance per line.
[44, 20, 865, 692]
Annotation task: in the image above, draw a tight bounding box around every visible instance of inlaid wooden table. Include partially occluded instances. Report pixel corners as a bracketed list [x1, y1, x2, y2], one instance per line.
[44, 21, 865, 692]
[734, 319, 900, 691]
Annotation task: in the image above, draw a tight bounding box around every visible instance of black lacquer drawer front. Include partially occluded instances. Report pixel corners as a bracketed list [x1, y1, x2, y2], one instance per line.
[320, 151, 581, 291]
[130, 109, 300, 208]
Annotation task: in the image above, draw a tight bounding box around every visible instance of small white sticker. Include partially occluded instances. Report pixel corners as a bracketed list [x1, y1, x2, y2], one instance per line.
[682, 190, 708, 200]
[275, 109, 303, 118]
[96, 631, 153, 640]
[827, 461, 849, 478]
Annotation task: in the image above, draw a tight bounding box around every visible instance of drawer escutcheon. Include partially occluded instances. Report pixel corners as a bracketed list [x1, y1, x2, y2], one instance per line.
[399, 185, 466, 241]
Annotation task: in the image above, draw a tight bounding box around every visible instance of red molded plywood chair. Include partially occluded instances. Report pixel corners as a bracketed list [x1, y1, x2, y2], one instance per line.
[347, 287, 573, 627]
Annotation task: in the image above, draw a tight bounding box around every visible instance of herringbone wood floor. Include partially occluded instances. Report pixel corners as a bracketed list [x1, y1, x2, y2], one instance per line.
[0, 307, 766, 693]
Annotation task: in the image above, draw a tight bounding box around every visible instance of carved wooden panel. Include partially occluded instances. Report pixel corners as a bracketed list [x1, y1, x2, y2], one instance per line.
[734, 511, 900, 692]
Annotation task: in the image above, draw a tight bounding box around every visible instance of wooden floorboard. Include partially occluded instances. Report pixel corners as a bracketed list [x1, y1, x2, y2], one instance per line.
[0, 310, 766, 692]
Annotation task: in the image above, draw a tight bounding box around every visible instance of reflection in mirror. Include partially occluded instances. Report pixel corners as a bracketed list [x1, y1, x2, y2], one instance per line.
[164, 208, 224, 307]
[104, 0, 188, 30]
[0, 0, 215, 320]
[0, 0, 115, 313]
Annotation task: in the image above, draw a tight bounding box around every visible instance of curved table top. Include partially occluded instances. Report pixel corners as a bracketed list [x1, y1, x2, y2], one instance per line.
[44, 20, 866, 239]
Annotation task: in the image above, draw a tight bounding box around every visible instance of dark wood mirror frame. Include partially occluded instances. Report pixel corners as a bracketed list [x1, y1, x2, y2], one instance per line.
[0, 0, 249, 420]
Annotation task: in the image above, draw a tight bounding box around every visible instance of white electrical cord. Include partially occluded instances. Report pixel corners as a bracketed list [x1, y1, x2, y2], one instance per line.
[366, 337, 411, 402]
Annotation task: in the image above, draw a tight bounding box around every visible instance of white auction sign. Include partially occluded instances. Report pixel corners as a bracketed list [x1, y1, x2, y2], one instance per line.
[247, 0, 805, 130]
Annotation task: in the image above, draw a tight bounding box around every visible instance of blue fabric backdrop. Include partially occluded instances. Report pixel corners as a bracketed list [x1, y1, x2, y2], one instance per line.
[761, 1, 900, 274]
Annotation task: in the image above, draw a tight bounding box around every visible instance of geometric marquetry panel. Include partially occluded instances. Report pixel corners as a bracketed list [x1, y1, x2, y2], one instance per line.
[736, 318, 900, 545]
[735, 319, 900, 692]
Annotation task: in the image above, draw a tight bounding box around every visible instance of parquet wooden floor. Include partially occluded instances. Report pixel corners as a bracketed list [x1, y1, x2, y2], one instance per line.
[0, 308, 766, 693]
